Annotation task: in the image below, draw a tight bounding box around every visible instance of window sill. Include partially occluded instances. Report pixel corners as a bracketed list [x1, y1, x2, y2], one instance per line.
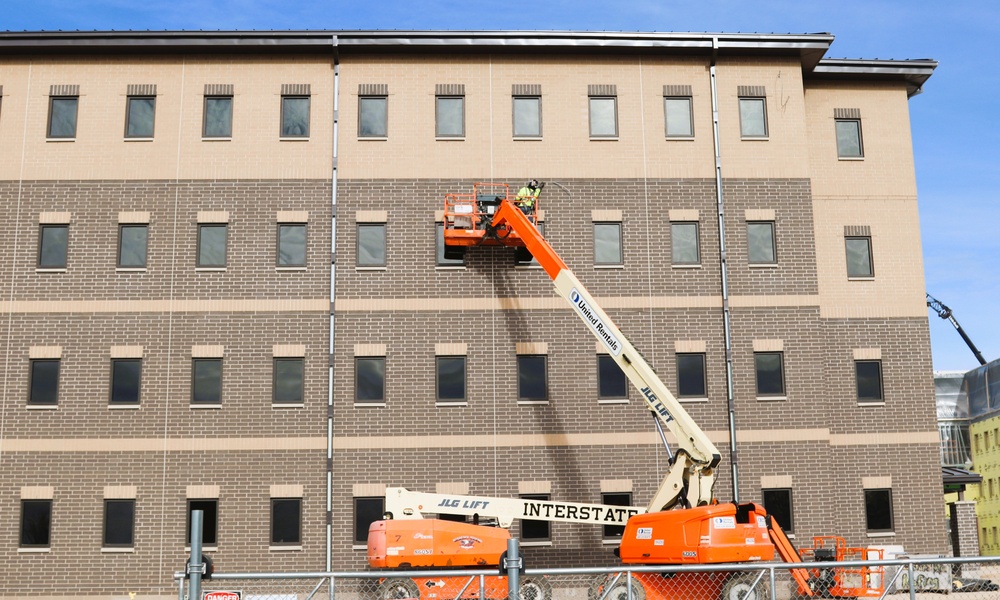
[595, 264, 624, 269]
[27, 404, 58, 410]
[598, 398, 629, 405]
[124, 137, 154, 142]
[518, 400, 550, 406]
[46, 138, 76, 143]
[354, 402, 386, 408]
[352, 544, 368, 551]
[741, 136, 769, 141]
[356, 266, 387, 272]
[276, 266, 307, 272]
[838, 156, 865, 161]
[748, 263, 779, 269]
[436, 401, 468, 407]
[195, 267, 227, 272]
[679, 397, 709, 403]
[602, 538, 623, 545]
[269, 545, 303, 551]
[18, 547, 51, 553]
[756, 395, 787, 402]
[589, 137, 619, 141]
[201, 137, 232, 142]
[866, 532, 896, 538]
[520, 540, 553, 547]
[36, 268, 67, 273]
[116, 267, 148, 273]
[101, 547, 135, 553]
[435, 265, 467, 271]
[185, 546, 218, 552]
[279, 137, 310, 142]
[848, 276, 875, 281]
[665, 136, 696, 141]
[672, 264, 702, 269]
[273, 403, 304, 409]
[513, 136, 543, 141]
[190, 404, 222, 410]
[858, 401, 885, 407]
[358, 136, 388, 142]
[435, 137, 466, 141]
[109, 403, 141, 410]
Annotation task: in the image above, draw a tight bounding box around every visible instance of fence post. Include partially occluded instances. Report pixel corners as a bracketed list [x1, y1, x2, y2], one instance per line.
[329, 575, 335, 600]
[627, 570, 633, 600]
[178, 574, 185, 600]
[189, 510, 204, 600]
[769, 566, 776, 600]
[506, 538, 521, 600]
[907, 561, 916, 600]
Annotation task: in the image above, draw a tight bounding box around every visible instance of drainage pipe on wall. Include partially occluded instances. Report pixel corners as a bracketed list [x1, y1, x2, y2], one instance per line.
[327, 36, 340, 577]
[709, 38, 740, 502]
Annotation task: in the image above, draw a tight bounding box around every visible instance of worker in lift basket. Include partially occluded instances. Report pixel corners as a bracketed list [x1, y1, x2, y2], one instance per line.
[515, 179, 543, 218]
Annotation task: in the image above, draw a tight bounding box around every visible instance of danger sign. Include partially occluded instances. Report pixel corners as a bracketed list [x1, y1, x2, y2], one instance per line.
[203, 591, 241, 600]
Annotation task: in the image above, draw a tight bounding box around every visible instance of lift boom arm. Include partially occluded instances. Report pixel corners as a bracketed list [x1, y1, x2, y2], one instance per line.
[488, 198, 721, 511]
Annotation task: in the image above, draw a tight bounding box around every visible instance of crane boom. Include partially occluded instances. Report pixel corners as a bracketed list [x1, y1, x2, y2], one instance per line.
[927, 293, 987, 366]
[485, 196, 721, 511]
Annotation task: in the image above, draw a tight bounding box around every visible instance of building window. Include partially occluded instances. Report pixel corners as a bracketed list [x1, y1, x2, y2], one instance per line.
[856, 360, 883, 402]
[436, 85, 465, 138]
[676, 353, 707, 398]
[762, 488, 793, 533]
[187, 499, 219, 546]
[864, 489, 893, 533]
[103, 499, 135, 548]
[273, 358, 304, 405]
[747, 222, 776, 264]
[191, 358, 223, 405]
[48, 96, 78, 138]
[846, 236, 873, 278]
[436, 356, 466, 402]
[20, 500, 52, 548]
[436, 222, 465, 266]
[28, 359, 60, 406]
[518, 355, 548, 401]
[118, 224, 148, 268]
[271, 498, 302, 545]
[110, 359, 142, 405]
[520, 494, 550, 541]
[281, 96, 310, 138]
[671, 222, 700, 265]
[589, 95, 618, 138]
[357, 223, 386, 267]
[594, 222, 623, 266]
[203, 95, 233, 138]
[354, 496, 384, 544]
[664, 96, 693, 137]
[125, 96, 155, 138]
[359, 95, 388, 138]
[197, 224, 228, 268]
[598, 355, 627, 400]
[277, 224, 307, 267]
[602, 492, 631, 539]
[836, 119, 863, 158]
[754, 352, 785, 397]
[355, 357, 385, 403]
[38, 224, 69, 269]
[513, 95, 541, 138]
[739, 96, 767, 138]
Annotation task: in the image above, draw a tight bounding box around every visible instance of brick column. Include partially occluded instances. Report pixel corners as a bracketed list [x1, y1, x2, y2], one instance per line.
[950, 501, 980, 578]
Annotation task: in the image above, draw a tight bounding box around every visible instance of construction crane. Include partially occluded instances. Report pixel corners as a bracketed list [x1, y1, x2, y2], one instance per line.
[927, 293, 987, 366]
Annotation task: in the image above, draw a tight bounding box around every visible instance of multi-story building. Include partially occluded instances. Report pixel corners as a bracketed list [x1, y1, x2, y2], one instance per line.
[0, 30, 941, 598]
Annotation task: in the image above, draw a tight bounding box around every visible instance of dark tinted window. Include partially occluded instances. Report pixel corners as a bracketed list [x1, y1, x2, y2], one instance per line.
[677, 353, 706, 398]
[274, 358, 304, 405]
[187, 499, 218, 545]
[192, 359, 223, 404]
[20, 500, 52, 547]
[110, 359, 142, 405]
[356, 357, 385, 402]
[436, 356, 466, 401]
[762, 488, 793, 533]
[354, 496, 384, 543]
[518, 355, 547, 401]
[271, 498, 302, 545]
[29, 359, 60, 405]
[39, 225, 68, 268]
[104, 499, 135, 546]
[754, 352, 785, 396]
[598, 355, 627, 399]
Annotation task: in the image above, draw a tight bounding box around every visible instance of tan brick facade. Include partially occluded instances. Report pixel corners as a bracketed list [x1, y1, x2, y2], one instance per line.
[0, 31, 942, 598]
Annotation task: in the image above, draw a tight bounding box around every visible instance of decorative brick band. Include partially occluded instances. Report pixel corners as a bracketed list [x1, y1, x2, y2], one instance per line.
[862, 476, 892, 489]
[197, 211, 230, 224]
[353, 483, 386, 497]
[516, 342, 548, 355]
[39, 212, 71, 224]
[359, 83, 388, 96]
[435, 343, 468, 356]
[512, 84, 541, 96]
[588, 84, 616, 96]
[21, 486, 54, 500]
[853, 348, 882, 360]
[845, 225, 871, 236]
[118, 211, 150, 224]
[591, 210, 622, 222]
[744, 209, 775, 222]
[668, 209, 699, 222]
[663, 85, 692, 96]
[104, 486, 137, 499]
[273, 344, 306, 358]
[270, 484, 303, 498]
[204, 84, 233, 96]
[29, 346, 62, 359]
[760, 475, 793, 488]
[281, 83, 311, 96]
[435, 83, 465, 96]
[354, 344, 386, 357]
[355, 210, 387, 223]
[675, 340, 707, 353]
[191, 345, 225, 358]
[49, 84, 79, 96]
[835, 108, 862, 119]
[187, 485, 219, 499]
[600, 479, 633, 493]
[436, 482, 470, 494]
[110, 346, 144, 359]
[277, 211, 309, 223]
[738, 85, 766, 97]
[127, 84, 156, 96]
[518, 480, 551, 494]
[752, 339, 784, 352]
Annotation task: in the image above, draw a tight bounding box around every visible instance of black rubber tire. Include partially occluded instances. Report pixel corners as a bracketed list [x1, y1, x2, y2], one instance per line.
[588, 574, 645, 600]
[519, 577, 553, 600]
[720, 574, 768, 600]
[377, 577, 420, 600]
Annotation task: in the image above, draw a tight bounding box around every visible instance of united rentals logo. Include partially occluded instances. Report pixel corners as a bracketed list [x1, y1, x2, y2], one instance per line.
[570, 289, 621, 356]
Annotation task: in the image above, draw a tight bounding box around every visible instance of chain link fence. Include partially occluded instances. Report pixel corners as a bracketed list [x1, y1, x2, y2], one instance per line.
[183, 557, 1000, 600]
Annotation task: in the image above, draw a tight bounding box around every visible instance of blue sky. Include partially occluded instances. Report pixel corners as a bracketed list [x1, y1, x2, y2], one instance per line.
[6, 0, 998, 372]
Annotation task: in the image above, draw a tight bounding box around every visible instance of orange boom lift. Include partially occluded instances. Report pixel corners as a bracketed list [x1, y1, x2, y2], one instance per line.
[366, 183, 882, 600]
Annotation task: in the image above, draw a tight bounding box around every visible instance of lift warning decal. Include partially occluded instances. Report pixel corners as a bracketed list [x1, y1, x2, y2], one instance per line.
[570, 289, 621, 356]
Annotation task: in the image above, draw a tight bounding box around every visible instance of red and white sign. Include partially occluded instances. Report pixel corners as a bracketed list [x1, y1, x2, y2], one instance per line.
[203, 591, 241, 600]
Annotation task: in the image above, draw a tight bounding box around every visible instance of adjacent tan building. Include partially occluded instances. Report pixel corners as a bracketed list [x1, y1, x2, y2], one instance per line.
[0, 30, 941, 598]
